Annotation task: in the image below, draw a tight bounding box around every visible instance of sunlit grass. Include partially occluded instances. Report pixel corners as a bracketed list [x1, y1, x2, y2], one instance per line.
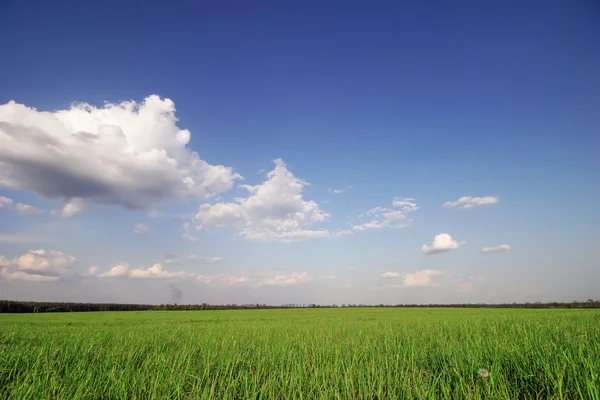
[1, 308, 598, 399]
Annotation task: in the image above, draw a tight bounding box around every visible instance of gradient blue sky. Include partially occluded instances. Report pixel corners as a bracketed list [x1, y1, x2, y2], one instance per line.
[0, 1, 598, 305]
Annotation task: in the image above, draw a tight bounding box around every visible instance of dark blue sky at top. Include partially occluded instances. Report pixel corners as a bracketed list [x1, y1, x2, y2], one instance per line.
[0, 1, 598, 201]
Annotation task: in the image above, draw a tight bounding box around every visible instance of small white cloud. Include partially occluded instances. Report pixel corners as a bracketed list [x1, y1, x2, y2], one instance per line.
[421, 233, 463, 255]
[403, 269, 444, 287]
[88, 266, 98, 276]
[51, 198, 85, 218]
[482, 244, 511, 253]
[164, 254, 222, 264]
[260, 271, 310, 286]
[353, 197, 418, 231]
[328, 185, 351, 194]
[133, 223, 149, 234]
[16, 203, 44, 215]
[0, 196, 13, 208]
[148, 209, 163, 218]
[443, 196, 499, 209]
[381, 272, 401, 279]
[182, 233, 197, 242]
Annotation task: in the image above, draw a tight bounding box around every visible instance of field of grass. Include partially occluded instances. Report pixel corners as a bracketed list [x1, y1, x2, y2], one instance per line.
[1, 308, 599, 399]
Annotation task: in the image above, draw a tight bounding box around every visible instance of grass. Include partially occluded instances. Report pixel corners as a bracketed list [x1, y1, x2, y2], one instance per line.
[1, 308, 599, 399]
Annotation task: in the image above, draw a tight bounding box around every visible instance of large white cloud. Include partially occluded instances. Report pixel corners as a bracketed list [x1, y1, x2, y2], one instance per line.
[443, 196, 499, 209]
[421, 233, 463, 255]
[0, 95, 242, 213]
[0, 249, 76, 281]
[353, 197, 418, 231]
[482, 244, 511, 253]
[194, 159, 331, 242]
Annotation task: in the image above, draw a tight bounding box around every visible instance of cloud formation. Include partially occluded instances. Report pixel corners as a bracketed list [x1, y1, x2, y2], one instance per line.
[0, 96, 241, 213]
[353, 197, 418, 231]
[403, 269, 444, 287]
[0, 197, 44, 214]
[0, 249, 76, 281]
[381, 272, 401, 279]
[421, 233, 463, 255]
[0, 196, 13, 208]
[443, 196, 499, 209]
[16, 203, 44, 215]
[482, 244, 511, 253]
[194, 159, 331, 242]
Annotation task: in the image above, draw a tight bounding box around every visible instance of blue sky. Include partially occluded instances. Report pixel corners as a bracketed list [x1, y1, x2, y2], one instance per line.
[0, 1, 598, 304]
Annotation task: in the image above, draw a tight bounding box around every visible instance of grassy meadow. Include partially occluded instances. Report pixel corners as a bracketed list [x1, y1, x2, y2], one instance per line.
[1, 308, 598, 399]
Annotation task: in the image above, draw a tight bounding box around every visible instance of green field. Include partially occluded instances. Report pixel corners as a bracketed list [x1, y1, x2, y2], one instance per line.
[1, 308, 598, 399]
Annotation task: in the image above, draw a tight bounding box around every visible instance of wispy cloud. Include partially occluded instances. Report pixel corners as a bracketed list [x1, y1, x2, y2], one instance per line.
[482, 244, 511, 253]
[443, 196, 499, 209]
[133, 223, 149, 234]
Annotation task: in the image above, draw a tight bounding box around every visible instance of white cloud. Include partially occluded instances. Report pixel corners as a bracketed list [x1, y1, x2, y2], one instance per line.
[443, 196, 499, 209]
[0, 269, 59, 282]
[260, 271, 310, 286]
[99, 264, 129, 277]
[88, 266, 99, 276]
[381, 272, 401, 279]
[51, 197, 85, 218]
[0, 96, 241, 213]
[129, 263, 193, 279]
[333, 230, 353, 237]
[482, 244, 511, 253]
[0, 196, 13, 208]
[0, 249, 76, 281]
[194, 159, 330, 243]
[353, 197, 418, 231]
[148, 209, 163, 218]
[403, 269, 444, 287]
[220, 275, 250, 284]
[133, 223, 149, 234]
[16, 202, 44, 215]
[421, 233, 463, 255]
[163, 254, 222, 264]
[181, 233, 197, 242]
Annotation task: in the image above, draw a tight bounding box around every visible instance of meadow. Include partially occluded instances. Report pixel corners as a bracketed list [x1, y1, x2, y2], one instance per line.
[0, 308, 598, 399]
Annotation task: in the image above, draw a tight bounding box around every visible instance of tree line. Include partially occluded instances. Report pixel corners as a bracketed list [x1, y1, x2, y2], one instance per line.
[1, 299, 598, 313]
